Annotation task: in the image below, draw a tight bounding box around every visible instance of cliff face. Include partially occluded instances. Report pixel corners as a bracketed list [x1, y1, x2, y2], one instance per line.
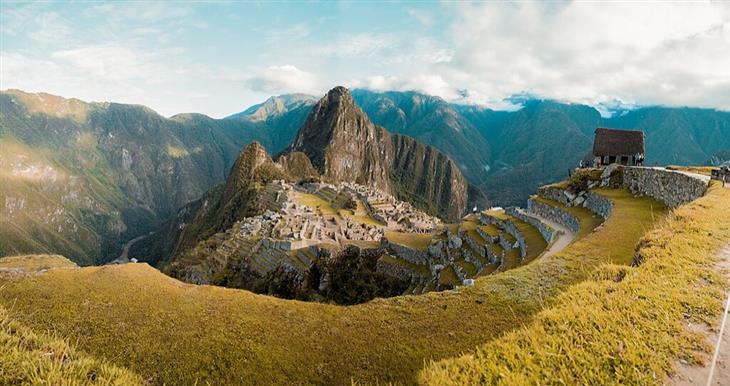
[286, 86, 391, 192]
[284, 86, 470, 220]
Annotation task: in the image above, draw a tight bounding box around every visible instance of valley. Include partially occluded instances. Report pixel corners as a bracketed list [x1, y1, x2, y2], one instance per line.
[1, 86, 729, 385]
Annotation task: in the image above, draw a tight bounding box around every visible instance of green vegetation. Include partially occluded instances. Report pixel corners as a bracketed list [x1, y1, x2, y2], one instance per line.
[0, 254, 76, 270]
[292, 192, 339, 216]
[421, 183, 730, 385]
[0, 188, 672, 385]
[384, 231, 433, 251]
[0, 305, 144, 385]
[666, 165, 716, 176]
[532, 195, 604, 238]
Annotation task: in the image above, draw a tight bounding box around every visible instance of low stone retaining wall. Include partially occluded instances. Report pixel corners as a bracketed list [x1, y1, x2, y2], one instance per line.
[384, 240, 430, 265]
[622, 167, 708, 208]
[505, 207, 558, 244]
[527, 198, 580, 234]
[582, 191, 613, 220]
[502, 220, 527, 259]
[475, 226, 499, 243]
[537, 186, 570, 204]
[498, 236, 513, 251]
[376, 257, 418, 281]
[461, 231, 487, 258]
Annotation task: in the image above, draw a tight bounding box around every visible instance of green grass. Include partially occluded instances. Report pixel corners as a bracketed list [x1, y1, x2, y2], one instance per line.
[384, 231, 433, 251]
[421, 183, 730, 385]
[503, 215, 549, 262]
[0, 254, 77, 270]
[379, 254, 431, 277]
[0, 189, 670, 385]
[0, 305, 144, 385]
[438, 265, 460, 286]
[532, 195, 604, 238]
[291, 192, 338, 216]
[666, 165, 716, 176]
[478, 224, 500, 238]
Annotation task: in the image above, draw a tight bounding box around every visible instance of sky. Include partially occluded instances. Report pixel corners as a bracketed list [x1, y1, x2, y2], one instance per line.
[1, 0, 729, 118]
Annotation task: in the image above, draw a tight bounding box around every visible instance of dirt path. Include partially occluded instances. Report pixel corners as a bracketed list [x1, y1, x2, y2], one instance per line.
[515, 208, 576, 258]
[673, 244, 730, 386]
[108, 232, 152, 264]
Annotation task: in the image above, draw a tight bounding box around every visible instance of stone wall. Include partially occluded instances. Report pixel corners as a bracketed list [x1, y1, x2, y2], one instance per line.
[527, 198, 580, 234]
[502, 220, 527, 259]
[505, 207, 558, 244]
[376, 257, 418, 281]
[537, 186, 570, 204]
[622, 167, 708, 208]
[461, 232, 487, 258]
[582, 191, 613, 220]
[384, 240, 430, 265]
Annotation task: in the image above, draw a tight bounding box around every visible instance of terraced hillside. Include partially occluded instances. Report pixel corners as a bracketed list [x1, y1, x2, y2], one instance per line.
[2, 181, 697, 385]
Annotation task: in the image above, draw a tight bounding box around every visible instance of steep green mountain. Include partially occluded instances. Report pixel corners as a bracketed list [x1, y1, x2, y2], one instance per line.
[223, 94, 317, 154]
[464, 101, 600, 206]
[351, 90, 491, 183]
[136, 87, 477, 267]
[4, 87, 729, 265]
[283, 86, 471, 220]
[605, 107, 730, 165]
[455, 101, 730, 205]
[0, 90, 250, 264]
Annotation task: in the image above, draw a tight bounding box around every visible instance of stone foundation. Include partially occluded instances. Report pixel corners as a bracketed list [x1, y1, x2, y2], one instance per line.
[582, 191, 613, 219]
[505, 207, 558, 244]
[621, 167, 708, 208]
[527, 198, 580, 234]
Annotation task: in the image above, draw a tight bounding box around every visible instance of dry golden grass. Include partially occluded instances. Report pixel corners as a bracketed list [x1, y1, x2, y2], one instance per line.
[666, 165, 717, 176]
[384, 231, 433, 251]
[0, 188, 669, 385]
[0, 254, 77, 271]
[421, 183, 730, 385]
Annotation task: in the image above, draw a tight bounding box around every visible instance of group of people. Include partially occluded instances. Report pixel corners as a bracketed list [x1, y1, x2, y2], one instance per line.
[634, 153, 645, 166]
[580, 153, 646, 169]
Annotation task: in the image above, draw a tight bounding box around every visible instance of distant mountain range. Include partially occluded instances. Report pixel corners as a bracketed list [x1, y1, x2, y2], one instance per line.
[1, 87, 729, 264]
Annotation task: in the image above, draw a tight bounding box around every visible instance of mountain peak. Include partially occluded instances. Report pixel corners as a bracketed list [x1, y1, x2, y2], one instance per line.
[284, 86, 390, 190]
[227, 93, 316, 121]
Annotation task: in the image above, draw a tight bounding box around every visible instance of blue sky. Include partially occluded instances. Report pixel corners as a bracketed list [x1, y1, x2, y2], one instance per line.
[1, 1, 729, 117]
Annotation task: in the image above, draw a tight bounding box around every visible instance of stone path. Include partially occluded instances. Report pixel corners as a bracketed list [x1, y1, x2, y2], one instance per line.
[673, 244, 730, 386]
[516, 209, 576, 258]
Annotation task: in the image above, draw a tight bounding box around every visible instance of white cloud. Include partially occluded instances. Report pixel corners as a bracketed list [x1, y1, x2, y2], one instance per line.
[243, 65, 320, 94]
[434, 1, 730, 110]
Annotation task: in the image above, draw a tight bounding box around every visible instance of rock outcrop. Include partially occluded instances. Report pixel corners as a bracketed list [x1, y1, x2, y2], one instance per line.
[283, 86, 470, 220]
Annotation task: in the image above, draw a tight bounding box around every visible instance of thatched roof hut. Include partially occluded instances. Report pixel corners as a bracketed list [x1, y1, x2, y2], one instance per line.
[592, 128, 645, 166]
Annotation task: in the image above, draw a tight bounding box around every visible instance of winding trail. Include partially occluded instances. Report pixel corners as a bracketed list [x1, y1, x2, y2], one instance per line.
[108, 232, 152, 264]
[515, 208, 577, 258]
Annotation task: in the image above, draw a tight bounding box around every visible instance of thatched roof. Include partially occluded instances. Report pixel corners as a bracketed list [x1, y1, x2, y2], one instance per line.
[592, 128, 645, 156]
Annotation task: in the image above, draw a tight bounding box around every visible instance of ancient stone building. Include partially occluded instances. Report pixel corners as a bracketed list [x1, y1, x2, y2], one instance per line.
[592, 128, 645, 167]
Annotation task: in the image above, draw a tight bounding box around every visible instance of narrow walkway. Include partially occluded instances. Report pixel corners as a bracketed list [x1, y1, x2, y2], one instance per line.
[515, 208, 576, 258]
[674, 244, 730, 385]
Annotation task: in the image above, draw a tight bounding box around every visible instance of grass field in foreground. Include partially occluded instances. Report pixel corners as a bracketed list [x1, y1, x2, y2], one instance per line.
[422, 183, 730, 385]
[0, 256, 143, 386]
[0, 189, 668, 385]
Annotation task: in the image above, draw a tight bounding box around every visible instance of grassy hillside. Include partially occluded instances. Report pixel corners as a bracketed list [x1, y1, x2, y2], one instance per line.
[0, 90, 253, 264]
[421, 182, 730, 384]
[0, 256, 142, 385]
[0, 188, 668, 385]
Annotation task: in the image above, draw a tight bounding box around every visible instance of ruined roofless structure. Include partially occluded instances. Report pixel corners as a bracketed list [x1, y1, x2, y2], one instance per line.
[592, 127, 645, 167]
